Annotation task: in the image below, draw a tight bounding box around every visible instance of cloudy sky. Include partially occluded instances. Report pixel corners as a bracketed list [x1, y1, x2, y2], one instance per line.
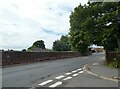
[0, 0, 88, 50]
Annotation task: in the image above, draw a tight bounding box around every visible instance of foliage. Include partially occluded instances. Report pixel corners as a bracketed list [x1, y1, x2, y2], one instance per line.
[108, 58, 120, 68]
[69, 4, 92, 53]
[52, 35, 71, 51]
[28, 40, 46, 50]
[69, 2, 120, 52]
[88, 2, 120, 51]
[22, 49, 26, 52]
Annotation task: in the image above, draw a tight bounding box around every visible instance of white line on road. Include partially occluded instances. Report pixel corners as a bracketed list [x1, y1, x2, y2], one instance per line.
[55, 75, 65, 79]
[79, 71, 84, 74]
[38, 80, 53, 86]
[63, 76, 72, 80]
[66, 72, 72, 75]
[71, 70, 77, 73]
[72, 73, 79, 76]
[93, 63, 99, 66]
[77, 68, 82, 71]
[49, 81, 62, 88]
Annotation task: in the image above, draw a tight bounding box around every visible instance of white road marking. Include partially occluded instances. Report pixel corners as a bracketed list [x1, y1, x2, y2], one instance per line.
[55, 75, 65, 79]
[72, 73, 79, 76]
[66, 72, 72, 75]
[79, 71, 84, 74]
[93, 63, 99, 66]
[77, 68, 82, 71]
[38, 80, 53, 86]
[49, 81, 62, 88]
[72, 70, 77, 73]
[63, 76, 72, 80]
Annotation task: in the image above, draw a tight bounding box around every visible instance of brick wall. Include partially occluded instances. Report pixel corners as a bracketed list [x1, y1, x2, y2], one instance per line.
[1, 51, 82, 66]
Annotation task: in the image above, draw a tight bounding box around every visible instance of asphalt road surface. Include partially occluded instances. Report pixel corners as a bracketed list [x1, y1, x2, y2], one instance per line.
[2, 52, 105, 87]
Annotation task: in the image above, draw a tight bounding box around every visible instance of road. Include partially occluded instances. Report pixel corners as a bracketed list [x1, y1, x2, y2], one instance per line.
[2, 53, 105, 88]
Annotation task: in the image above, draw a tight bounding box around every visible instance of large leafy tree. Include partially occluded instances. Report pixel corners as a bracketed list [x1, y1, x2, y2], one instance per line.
[89, 2, 120, 51]
[69, 2, 120, 52]
[69, 4, 92, 53]
[28, 40, 46, 50]
[52, 35, 71, 51]
[53, 40, 64, 51]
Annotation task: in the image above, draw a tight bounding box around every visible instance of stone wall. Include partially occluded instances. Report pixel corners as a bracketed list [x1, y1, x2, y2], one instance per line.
[106, 51, 120, 63]
[1, 51, 82, 66]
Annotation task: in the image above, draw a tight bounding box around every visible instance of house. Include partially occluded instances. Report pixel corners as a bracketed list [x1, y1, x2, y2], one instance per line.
[89, 45, 104, 52]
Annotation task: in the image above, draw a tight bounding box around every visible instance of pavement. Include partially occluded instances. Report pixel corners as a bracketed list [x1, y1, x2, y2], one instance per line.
[65, 56, 119, 87]
[84, 57, 119, 81]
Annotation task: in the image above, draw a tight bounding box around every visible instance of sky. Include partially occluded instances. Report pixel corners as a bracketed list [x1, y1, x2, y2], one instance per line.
[0, 0, 88, 50]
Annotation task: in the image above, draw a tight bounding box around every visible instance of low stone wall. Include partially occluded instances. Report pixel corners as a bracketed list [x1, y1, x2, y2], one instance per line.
[1, 51, 82, 66]
[106, 51, 120, 64]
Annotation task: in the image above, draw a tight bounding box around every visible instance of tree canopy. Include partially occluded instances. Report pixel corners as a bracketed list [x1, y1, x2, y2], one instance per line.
[69, 2, 120, 52]
[52, 35, 71, 51]
[28, 40, 46, 50]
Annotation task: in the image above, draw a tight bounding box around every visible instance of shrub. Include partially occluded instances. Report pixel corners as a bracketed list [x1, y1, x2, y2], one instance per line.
[108, 57, 120, 68]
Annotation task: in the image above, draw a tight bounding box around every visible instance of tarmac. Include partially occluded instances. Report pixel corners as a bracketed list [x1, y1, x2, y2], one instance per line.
[65, 57, 119, 87]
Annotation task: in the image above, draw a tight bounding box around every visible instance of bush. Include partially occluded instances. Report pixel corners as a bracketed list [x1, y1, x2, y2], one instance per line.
[108, 58, 120, 68]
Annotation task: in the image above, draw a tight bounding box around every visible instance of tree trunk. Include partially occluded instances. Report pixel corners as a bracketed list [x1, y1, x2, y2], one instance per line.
[117, 37, 120, 50]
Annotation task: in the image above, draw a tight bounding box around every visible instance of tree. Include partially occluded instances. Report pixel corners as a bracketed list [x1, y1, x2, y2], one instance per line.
[28, 40, 46, 50]
[33, 40, 45, 49]
[88, 2, 120, 51]
[53, 40, 63, 51]
[22, 49, 26, 52]
[69, 2, 120, 52]
[60, 35, 71, 50]
[52, 35, 71, 51]
[69, 4, 92, 53]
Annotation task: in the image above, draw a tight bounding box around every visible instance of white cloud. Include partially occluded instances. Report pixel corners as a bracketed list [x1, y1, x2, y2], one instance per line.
[0, 0, 87, 50]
